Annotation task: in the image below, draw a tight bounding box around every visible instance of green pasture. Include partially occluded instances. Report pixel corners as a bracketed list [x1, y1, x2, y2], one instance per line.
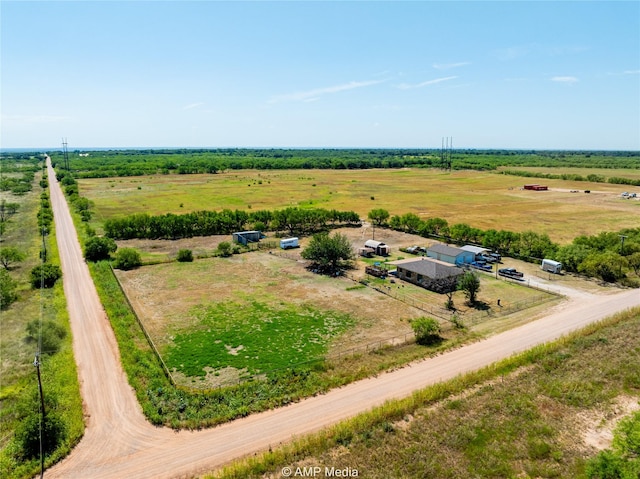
[79, 168, 640, 243]
[165, 301, 354, 379]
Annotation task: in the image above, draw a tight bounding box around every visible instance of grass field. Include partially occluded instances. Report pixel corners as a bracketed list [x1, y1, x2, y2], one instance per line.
[212, 308, 640, 479]
[79, 168, 640, 243]
[114, 228, 559, 389]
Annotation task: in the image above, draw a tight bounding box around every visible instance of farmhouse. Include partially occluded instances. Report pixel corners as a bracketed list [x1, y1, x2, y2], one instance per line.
[232, 230, 265, 246]
[427, 243, 474, 266]
[364, 239, 390, 256]
[388, 257, 463, 293]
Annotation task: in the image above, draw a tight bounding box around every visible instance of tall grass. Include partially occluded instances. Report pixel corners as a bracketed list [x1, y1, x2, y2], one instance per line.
[211, 307, 640, 479]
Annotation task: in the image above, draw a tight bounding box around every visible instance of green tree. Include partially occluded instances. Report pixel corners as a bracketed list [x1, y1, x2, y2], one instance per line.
[554, 244, 592, 273]
[113, 248, 142, 270]
[30, 263, 62, 288]
[301, 232, 355, 275]
[627, 252, 640, 276]
[0, 269, 18, 310]
[0, 200, 20, 222]
[458, 271, 481, 304]
[0, 246, 26, 270]
[411, 317, 442, 345]
[177, 249, 193, 262]
[84, 236, 117, 262]
[367, 208, 390, 227]
[579, 252, 628, 283]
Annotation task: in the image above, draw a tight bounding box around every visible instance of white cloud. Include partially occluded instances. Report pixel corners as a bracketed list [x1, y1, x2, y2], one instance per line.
[433, 62, 470, 70]
[396, 76, 458, 90]
[623, 70, 640, 75]
[183, 102, 204, 110]
[551, 76, 579, 84]
[269, 80, 385, 104]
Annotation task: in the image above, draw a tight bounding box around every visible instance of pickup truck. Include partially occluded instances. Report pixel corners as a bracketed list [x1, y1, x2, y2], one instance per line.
[498, 267, 524, 279]
[470, 261, 492, 272]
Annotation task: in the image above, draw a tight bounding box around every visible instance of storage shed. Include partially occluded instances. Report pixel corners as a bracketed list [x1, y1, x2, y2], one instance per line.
[460, 245, 490, 259]
[388, 258, 463, 293]
[232, 230, 265, 246]
[427, 243, 475, 266]
[364, 239, 390, 256]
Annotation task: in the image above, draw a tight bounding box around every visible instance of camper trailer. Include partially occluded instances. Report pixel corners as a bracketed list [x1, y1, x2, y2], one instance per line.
[280, 237, 299, 249]
[541, 258, 562, 274]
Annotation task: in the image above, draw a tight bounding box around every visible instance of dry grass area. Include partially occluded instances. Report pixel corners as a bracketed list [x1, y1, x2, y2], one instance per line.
[234, 309, 640, 479]
[113, 227, 573, 388]
[80, 168, 640, 243]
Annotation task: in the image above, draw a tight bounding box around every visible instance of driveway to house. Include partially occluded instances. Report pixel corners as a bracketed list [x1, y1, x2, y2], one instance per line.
[46, 157, 640, 479]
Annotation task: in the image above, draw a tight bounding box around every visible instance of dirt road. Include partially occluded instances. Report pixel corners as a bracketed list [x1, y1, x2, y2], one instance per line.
[46, 158, 640, 479]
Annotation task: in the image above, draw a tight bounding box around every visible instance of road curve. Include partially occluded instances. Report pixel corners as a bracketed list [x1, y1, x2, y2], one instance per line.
[46, 158, 640, 479]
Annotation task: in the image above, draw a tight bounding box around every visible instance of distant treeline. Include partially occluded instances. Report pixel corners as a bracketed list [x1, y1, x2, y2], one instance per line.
[502, 169, 640, 187]
[46, 149, 640, 178]
[103, 207, 361, 240]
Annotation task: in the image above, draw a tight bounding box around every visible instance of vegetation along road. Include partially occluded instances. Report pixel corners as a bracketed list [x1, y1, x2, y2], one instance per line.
[45, 157, 640, 479]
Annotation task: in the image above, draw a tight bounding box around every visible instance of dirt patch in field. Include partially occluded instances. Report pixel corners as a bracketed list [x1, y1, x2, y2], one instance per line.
[582, 395, 640, 451]
[117, 235, 231, 258]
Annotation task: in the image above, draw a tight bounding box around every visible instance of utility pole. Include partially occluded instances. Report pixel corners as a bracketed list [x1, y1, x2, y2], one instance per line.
[619, 235, 627, 255]
[33, 353, 46, 479]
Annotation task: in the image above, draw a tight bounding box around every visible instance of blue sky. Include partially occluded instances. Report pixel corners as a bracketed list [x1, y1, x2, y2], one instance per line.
[1, 1, 639, 150]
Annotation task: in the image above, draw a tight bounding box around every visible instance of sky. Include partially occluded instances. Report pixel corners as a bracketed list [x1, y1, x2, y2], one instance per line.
[1, 1, 639, 150]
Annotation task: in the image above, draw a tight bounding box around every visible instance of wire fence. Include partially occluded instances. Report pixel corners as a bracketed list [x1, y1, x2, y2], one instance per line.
[108, 264, 176, 386]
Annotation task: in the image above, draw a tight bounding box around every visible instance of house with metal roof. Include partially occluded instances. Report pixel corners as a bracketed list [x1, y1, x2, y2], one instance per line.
[388, 257, 463, 293]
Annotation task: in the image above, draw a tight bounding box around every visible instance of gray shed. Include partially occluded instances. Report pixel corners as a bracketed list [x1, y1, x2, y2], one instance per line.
[427, 243, 475, 266]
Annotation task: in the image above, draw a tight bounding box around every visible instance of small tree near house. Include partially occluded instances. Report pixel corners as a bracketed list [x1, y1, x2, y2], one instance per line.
[411, 317, 442, 345]
[458, 271, 481, 305]
[302, 232, 355, 275]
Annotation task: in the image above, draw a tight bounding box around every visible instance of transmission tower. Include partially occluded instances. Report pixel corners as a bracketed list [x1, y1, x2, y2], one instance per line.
[61, 138, 69, 170]
[441, 136, 453, 171]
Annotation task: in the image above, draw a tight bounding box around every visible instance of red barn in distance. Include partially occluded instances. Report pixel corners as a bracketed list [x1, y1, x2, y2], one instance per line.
[523, 184, 548, 191]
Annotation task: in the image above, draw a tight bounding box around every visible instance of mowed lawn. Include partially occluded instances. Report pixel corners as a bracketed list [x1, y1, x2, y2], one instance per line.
[80, 168, 640, 243]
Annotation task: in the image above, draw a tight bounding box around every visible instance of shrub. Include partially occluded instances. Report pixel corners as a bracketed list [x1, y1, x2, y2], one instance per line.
[26, 320, 67, 355]
[113, 248, 142, 270]
[176, 249, 193, 262]
[0, 269, 18, 309]
[217, 241, 232, 257]
[411, 317, 442, 345]
[14, 410, 66, 460]
[84, 236, 117, 262]
[30, 263, 62, 288]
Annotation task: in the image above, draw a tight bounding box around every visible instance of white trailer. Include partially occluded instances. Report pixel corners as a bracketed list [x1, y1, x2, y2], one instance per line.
[541, 258, 562, 274]
[280, 237, 299, 249]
